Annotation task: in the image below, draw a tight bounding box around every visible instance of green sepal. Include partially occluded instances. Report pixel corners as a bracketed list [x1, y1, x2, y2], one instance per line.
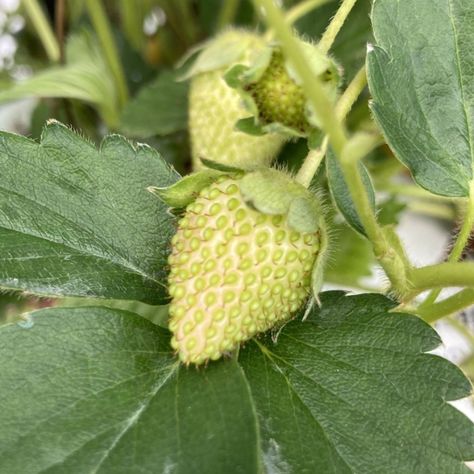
[179, 30, 263, 81]
[235, 117, 266, 136]
[148, 170, 221, 209]
[239, 169, 305, 215]
[287, 197, 320, 233]
[261, 121, 305, 138]
[239, 169, 322, 232]
[200, 158, 246, 173]
[223, 64, 249, 88]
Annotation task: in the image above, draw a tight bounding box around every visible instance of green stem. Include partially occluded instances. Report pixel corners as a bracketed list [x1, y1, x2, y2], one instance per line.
[254, 0, 347, 156]
[335, 65, 367, 120]
[421, 183, 474, 306]
[295, 140, 328, 187]
[406, 201, 455, 221]
[318, 0, 358, 54]
[23, 0, 60, 62]
[378, 182, 458, 202]
[295, 65, 367, 187]
[409, 262, 474, 294]
[285, 0, 331, 25]
[85, 0, 129, 108]
[217, 0, 240, 30]
[416, 289, 474, 323]
[340, 151, 410, 295]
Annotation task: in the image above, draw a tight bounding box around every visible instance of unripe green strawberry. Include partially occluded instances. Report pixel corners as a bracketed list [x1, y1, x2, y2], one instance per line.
[167, 173, 323, 365]
[246, 51, 310, 134]
[186, 29, 285, 171]
[225, 39, 341, 139]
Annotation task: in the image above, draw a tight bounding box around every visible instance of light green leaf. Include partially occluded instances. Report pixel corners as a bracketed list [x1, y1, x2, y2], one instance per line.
[120, 70, 189, 138]
[0, 293, 472, 473]
[0, 31, 119, 127]
[367, 0, 474, 197]
[326, 150, 375, 236]
[0, 121, 179, 304]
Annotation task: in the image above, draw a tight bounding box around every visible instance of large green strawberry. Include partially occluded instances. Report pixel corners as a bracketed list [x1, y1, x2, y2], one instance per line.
[165, 169, 326, 365]
[184, 29, 285, 171]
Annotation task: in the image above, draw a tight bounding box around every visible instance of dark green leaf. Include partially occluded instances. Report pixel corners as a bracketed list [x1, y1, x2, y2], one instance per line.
[1, 293, 472, 473]
[367, 0, 474, 197]
[240, 292, 474, 473]
[0, 307, 259, 473]
[0, 121, 179, 304]
[120, 70, 189, 138]
[326, 150, 376, 236]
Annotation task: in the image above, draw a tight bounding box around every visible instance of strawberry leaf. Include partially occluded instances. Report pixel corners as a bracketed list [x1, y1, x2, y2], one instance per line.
[326, 149, 376, 236]
[367, 0, 474, 197]
[0, 293, 472, 473]
[120, 70, 189, 138]
[0, 121, 179, 304]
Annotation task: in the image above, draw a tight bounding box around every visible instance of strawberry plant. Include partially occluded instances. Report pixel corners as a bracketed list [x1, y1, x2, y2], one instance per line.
[0, 0, 474, 472]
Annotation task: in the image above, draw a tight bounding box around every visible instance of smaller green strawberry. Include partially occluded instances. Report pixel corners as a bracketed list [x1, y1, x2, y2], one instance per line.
[225, 39, 341, 141]
[165, 169, 326, 365]
[182, 29, 286, 171]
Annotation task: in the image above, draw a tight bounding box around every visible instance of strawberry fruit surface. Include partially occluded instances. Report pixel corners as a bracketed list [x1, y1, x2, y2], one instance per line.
[168, 174, 322, 364]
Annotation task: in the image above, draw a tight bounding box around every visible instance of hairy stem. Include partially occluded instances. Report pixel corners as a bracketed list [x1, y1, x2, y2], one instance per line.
[285, 0, 331, 25]
[318, 0, 358, 54]
[416, 289, 474, 323]
[421, 184, 474, 307]
[340, 150, 409, 294]
[410, 262, 474, 294]
[23, 0, 60, 62]
[377, 182, 459, 202]
[85, 0, 129, 108]
[335, 65, 367, 120]
[295, 65, 367, 187]
[295, 141, 328, 188]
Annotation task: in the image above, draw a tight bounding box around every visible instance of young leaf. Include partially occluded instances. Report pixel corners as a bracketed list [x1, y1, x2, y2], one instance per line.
[326, 149, 376, 236]
[120, 70, 189, 138]
[368, 0, 474, 197]
[0, 121, 179, 304]
[0, 293, 472, 473]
